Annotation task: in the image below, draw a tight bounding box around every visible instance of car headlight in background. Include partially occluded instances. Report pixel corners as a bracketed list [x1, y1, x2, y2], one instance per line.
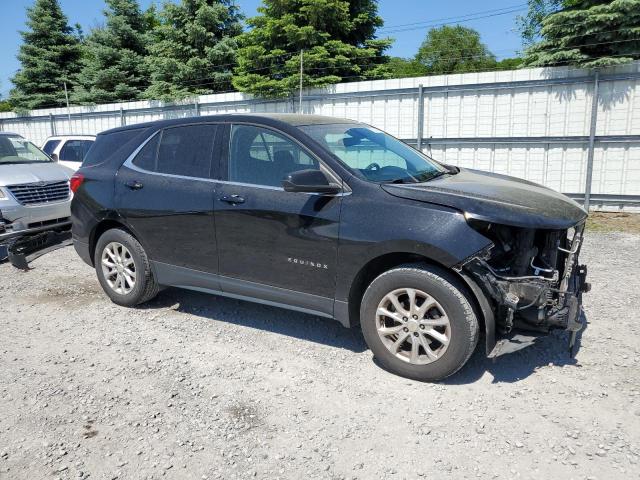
[0, 188, 7, 200]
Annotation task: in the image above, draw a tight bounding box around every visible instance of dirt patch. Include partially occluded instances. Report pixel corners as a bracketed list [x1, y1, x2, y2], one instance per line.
[587, 211, 640, 233]
[226, 400, 263, 432]
[36, 275, 103, 304]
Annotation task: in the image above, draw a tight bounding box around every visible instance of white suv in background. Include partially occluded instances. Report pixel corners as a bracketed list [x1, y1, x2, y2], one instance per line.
[42, 135, 96, 171]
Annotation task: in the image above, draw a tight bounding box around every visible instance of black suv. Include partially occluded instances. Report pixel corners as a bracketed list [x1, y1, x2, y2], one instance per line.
[70, 114, 590, 381]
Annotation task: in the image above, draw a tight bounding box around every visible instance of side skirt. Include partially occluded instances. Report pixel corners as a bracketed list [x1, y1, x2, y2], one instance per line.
[151, 261, 348, 326]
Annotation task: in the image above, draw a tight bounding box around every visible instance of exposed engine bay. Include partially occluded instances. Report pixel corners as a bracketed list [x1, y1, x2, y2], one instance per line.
[457, 219, 591, 355]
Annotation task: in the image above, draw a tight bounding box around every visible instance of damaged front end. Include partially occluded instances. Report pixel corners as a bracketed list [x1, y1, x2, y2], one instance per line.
[457, 219, 591, 357]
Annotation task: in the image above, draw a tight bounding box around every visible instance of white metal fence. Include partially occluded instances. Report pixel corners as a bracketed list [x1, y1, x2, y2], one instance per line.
[2, 61, 640, 209]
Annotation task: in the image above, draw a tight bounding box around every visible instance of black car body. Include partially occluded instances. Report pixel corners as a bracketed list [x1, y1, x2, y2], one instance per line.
[70, 114, 589, 380]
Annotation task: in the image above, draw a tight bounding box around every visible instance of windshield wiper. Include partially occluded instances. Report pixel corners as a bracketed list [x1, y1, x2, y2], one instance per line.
[383, 178, 413, 184]
[415, 170, 449, 182]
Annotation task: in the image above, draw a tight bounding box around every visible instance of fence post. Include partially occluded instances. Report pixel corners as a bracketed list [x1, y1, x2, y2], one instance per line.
[120, 107, 126, 126]
[49, 113, 56, 136]
[416, 84, 425, 151]
[584, 70, 600, 212]
[193, 99, 200, 117]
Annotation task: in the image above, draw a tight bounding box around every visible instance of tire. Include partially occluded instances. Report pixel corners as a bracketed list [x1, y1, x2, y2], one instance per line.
[360, 263, 479, 382]
[94, 228, 159, 307]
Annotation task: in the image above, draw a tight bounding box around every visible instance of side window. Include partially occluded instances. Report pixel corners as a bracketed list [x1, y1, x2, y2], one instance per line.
[42, 140, 60, 156]
[131, 125, 217, 178]
[132, 133, 160, 171]
[229, 125, 318, 187]
[59, 140, 87, 162]
[158, 125, 216, 178]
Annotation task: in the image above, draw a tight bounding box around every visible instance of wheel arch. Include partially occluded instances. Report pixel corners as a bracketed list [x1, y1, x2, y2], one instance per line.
[345, 251, 494, 354]
[89, 219, 136, 266]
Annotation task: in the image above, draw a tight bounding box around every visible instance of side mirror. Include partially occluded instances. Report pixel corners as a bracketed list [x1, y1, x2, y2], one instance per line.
[50, 153, 59, 161]
[282, 169, 342, 195]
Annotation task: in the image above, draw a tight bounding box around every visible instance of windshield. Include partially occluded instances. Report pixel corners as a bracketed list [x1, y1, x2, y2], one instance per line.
[300, 123, 445, 183]
[0, 135, 52, 164]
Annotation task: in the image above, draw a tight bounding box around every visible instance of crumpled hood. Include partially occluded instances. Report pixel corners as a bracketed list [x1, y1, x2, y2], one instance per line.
[0, 162, 73, 187]
[381, 168, 587, 229]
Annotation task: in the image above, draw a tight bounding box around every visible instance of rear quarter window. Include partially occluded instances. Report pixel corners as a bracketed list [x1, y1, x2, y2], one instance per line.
[83, 128, 145, 168]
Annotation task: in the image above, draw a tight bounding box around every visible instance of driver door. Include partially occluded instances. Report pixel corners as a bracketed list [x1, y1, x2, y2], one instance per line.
[213, 124, 344, 315]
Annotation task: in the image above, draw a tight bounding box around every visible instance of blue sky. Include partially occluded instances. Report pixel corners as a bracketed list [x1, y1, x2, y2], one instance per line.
[0, 0, 526, 97]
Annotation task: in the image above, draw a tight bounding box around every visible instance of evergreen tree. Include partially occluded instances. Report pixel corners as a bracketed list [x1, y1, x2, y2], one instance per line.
[232, 0, 391, 98]
[10, 0, 82, 110]
[517, 0, 565, 46]
[144, 0, 242, 101]
[73, 0, 149, 104]
[523, 0, 640, 68]
[414, 25, 496, 75]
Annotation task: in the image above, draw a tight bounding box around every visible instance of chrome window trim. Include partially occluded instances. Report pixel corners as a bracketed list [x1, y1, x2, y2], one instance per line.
[120, 121, 351, 196]
[121, 128, 218, 183]
[215, 179, 351, 197]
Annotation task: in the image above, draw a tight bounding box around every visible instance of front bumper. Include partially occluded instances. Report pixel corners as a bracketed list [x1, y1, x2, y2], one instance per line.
[460, 224, 590, 357]
[0, 193, 73, 268]
[0, 195, 71, 235]
[1, 209, 72, 270]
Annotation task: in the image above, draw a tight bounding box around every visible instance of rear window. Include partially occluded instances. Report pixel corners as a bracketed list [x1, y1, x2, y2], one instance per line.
[42, 139, 61, 155]
[83, 128, 144, 168]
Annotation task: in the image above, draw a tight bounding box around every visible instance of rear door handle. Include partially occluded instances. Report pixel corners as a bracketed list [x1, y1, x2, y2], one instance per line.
[220, 194, 245, 204]
[125, 180, 144, 190]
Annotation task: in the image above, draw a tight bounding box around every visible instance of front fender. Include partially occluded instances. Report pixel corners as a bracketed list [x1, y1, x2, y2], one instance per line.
[334, 194, 493, 304]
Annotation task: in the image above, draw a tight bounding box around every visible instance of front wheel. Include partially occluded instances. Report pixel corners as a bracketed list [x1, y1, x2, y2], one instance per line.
[94, 228, 159, 307]
[360, 264, 479, 381]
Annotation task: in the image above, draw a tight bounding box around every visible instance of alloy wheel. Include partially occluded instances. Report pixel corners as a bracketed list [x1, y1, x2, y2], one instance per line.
[376, 288, 451, 365]
[101, 242, 136, 295]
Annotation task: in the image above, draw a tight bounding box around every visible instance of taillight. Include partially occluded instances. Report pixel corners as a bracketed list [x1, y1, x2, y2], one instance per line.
[70, 173, 84, 193]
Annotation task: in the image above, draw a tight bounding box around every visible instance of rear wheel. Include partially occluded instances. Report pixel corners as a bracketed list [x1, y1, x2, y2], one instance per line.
[360, 263, 478, 381]
[94, 228, 159, 306]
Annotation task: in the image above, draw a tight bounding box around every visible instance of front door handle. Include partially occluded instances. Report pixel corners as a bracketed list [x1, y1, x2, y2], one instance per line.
[125, 180, 144, 190]
[220, 194, 245, 204]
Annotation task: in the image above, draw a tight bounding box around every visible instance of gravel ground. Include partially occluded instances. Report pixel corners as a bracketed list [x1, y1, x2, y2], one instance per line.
[1, 232, 639, 480]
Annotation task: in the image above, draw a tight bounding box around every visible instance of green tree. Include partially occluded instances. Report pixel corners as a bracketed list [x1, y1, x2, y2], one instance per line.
[415, 25, 497, 75]
[386, 57, 429, 78]
[495, 57, 524, 70]
[232, 0, 391, 98]
[10, 0, 82, 110]
[0, 92, 11, 112]
[144, 0, 242, 101]
[523, 0, 640, 68]
[73, 0, 149, 104]
[517, 0, 565, 45]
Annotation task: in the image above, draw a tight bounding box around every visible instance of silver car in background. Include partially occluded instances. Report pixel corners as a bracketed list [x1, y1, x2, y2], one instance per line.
[0, 132, 73, 266]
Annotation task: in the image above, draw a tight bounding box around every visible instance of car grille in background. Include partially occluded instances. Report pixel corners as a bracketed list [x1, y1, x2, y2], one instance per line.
[7, 181, 70, 205]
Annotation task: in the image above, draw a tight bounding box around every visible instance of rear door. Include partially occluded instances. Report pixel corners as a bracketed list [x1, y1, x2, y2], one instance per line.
[213, 123, 343, 315]
[115, 124, 220, 275]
